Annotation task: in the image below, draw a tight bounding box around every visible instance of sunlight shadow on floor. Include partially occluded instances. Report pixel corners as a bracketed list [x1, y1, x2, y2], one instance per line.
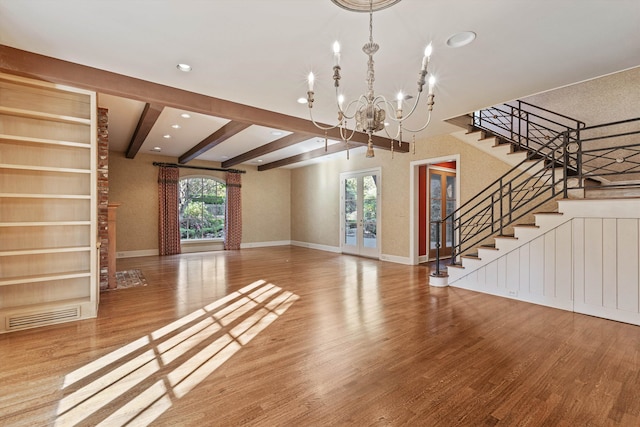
[54, 280, 299, 426]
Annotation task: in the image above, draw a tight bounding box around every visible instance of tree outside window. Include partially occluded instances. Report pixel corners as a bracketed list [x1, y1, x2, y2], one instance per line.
[179, 176, 226, 240]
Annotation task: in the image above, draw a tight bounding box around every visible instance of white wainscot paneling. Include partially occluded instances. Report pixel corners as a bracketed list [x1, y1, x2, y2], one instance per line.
[617, 219, 639, 313]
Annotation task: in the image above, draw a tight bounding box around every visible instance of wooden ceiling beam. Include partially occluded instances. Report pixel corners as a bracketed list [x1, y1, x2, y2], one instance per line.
[178, 121, 251, 164]
[0, 45, 404, 152]
[258, 143, 350, 171]
[126, 103, 163, 158]
[222, 132, 314, 168]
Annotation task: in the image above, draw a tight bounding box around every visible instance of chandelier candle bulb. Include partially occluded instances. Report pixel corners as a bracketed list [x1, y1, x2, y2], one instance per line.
[422, 44, 432, 70]
[307, 72, 315, 92]
[428, 76, 436, 95]
[333, 41, 341, 67]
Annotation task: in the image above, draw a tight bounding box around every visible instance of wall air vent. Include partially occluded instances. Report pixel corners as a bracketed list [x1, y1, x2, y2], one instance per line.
[7, 306, 81, 331]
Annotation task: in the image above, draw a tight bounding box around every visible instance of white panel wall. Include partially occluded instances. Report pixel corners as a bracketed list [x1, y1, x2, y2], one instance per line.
[574, 218, 640, 325]
[450, 199, 640, 326]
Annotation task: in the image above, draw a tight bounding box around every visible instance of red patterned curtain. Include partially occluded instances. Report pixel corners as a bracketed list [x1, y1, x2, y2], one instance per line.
[158, 166, 181, 256]
[224, 171, 242, 250]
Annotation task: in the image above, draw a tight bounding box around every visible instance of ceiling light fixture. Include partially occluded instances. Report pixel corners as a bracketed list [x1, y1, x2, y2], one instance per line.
[180, 113, 191, 119]
[163, 134, 171, 139]
[171, 124, 181, 129]
[176, 63, 192, 72]
[446, 31, 476, 48]
[304, 0, 436, 158]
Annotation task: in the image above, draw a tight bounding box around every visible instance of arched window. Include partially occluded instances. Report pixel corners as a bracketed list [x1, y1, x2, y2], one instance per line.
[179, 176, 226, 241]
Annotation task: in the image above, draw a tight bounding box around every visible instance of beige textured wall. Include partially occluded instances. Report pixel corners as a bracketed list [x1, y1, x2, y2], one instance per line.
[523, 66, 640, 124]
[291, 134, 513, 258]
[109, 152, 291, 253]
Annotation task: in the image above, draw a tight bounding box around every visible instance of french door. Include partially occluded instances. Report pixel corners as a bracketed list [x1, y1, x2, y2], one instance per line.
[340, 169, 380, 258]
[429, 169, 456, 259]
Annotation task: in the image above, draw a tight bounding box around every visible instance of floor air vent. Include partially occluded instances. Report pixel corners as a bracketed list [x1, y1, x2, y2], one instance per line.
[7, 306, 81, 331]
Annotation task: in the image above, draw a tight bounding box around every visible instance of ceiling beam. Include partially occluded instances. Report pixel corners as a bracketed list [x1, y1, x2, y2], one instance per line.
[258, 143, 350, 171]
[0, 45, 404, 152]
[126, 103, 163, 159]
[178, 121, 251, 164]
[222, 132, 314, 168]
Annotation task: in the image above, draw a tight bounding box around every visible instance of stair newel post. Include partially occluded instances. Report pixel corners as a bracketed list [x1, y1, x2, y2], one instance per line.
[510, 104, 517, 143]
[562, 130, 569, 198]
[575, 128, 583, 190]
[499, 177, 504, 236]
[450, 215, 458, 265]
[433, 220, 441, 275]
[508, 180, 513, 224]
[491, 193, 496, 233]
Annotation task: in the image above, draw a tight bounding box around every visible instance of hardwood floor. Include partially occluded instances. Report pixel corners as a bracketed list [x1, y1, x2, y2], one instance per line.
[1, 246, 639, 426]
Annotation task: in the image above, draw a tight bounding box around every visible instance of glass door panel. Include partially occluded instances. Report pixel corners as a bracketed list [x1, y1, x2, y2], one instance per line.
[341, 171, 380, 258]
[429, 169, 455, 259]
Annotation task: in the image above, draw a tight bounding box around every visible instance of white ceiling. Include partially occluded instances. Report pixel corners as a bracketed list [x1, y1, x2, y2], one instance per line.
[1, 0, 639, 169]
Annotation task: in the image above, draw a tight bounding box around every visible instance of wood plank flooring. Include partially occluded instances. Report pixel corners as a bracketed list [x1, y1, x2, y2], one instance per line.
[1, 246, 640, 426]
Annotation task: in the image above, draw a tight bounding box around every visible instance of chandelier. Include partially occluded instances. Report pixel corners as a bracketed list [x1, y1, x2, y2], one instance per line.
[305, 0, 436, 158]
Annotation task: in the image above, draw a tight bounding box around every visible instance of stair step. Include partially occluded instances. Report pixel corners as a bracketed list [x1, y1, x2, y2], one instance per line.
[495, 234, 517, 240]
[448, 263, 465, 269]
[479, 243, 498, 250]
[533, 211, 562, 216]
[514, 223, 539, 229]
[461, 253, 481, 260]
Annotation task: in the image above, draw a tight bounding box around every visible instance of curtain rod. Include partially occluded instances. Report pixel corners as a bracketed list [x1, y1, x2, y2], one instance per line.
[152, 162, 246, 174]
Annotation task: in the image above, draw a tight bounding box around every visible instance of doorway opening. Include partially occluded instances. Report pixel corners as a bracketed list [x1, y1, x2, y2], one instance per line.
[340, 168, 381, 259]
[410, 155, 460, 265]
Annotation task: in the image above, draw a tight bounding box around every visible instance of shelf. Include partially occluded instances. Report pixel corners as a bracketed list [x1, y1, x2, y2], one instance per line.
[0, 193, 91, 199]
[0, 163, 91, 174]
[0, 221, 91, 227]
[0, 134, 90, 149]
[0, 246, 92, 257]
[0, 106, 91, 126]
[0, 271, 91, 287]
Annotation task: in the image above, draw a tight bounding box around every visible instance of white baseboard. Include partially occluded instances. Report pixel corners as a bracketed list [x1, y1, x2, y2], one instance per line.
[116, 249, 159, 259]
[291, 241, 341, 253]
[241, 240, 291, 249]
[379, 254, 412, 265]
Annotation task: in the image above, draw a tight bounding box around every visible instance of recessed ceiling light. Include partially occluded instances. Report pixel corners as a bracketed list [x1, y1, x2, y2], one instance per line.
[171, 124, 181, 129]
[163, 134, 171, 139]
[151, 146, 162, 152]
[271, 131, 283, 136]
[257, 159, 263, 163]
[177, 63, 192, 72]
[297, 97, 307, 104]
[180, 113, 191, 119]
[446, 31, 476, 48]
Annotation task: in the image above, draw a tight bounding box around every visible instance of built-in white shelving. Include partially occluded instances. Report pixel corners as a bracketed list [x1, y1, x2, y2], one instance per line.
[0, 72, 98, 333]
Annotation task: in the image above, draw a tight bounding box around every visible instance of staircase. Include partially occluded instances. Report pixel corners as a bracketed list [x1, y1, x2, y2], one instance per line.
[432, 103, 640, 325]
[432, 101, 640, 286]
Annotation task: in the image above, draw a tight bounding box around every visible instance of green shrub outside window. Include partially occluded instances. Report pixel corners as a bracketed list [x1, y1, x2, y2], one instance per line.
[179, 176, 226, 240]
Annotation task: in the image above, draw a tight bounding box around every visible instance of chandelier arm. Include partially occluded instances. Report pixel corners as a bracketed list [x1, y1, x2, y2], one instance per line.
[339, 95, 370, 121]
[381, 123, 401, 141]
[397, 110, 433, 134]
[308, 108, 342, 131]
[339, 122, 358, 142]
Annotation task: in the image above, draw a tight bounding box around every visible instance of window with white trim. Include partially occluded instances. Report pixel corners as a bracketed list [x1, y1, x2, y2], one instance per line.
[179, 176, 226, 241]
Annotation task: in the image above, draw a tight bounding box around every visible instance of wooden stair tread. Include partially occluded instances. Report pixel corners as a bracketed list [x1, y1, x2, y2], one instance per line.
[514, 223, 539, 228]
[479, 244, 498, 250]
[534, 211, 563, 216]
[495, 234, 517, 240]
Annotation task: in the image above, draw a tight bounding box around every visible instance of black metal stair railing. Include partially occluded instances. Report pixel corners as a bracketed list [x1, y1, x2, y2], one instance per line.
[432, 110, 640, 271]
[439, 132, 566, 266]
[473, 100, 585, 156]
